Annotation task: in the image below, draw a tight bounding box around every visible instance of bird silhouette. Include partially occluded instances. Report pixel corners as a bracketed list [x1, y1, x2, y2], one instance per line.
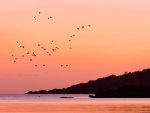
[50, 16, 52, 18]
[14, 61, 16, 62]
[77, 28, 79, 30]
[47, 52, 49, 53]
[38, 44, 40, 46]
[15, 58, 17, 59]
[51, 40, 54, 42]
[48, 17, 49, 19]
[32, 52, 36, 56]
[82, 26, 84, 28]
[52, 49, 56, 51]
[88, 25, 90, 27]
[66, 64, 68, 67]
[61, 65, 63, 67]
[17, 41, 19, 43]
[73, 35, 75, 36]
[27, 51, 29, 54]
[69, 47, 72, 49]
[35, 65, 37, 67]
[22, 55, 24, 57]
[44, 48, 46, 50]
[49, 54, 51, 56]
[43, 64, 45, 66]
[30, 59, 32, 61]
[69, 40, 71, 42]
[39, 12, 41, 14]
[11, 55, 13, 57]
[20, 46, 24, 48]
[34, 16, 35, 18]
[41, 47, 43, 49]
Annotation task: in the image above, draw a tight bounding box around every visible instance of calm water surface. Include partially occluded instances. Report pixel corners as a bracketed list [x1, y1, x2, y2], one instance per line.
[0, 94, 150, 113]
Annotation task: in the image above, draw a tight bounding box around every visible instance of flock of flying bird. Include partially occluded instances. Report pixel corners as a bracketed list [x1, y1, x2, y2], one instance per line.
[11, 12, 91, 68]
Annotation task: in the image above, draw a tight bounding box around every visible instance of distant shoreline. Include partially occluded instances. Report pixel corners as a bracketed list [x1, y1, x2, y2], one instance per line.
[26, 68, 150, 97]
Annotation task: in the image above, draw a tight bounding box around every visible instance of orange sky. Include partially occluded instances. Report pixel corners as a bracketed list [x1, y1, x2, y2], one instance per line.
[1, 0, 150, 94]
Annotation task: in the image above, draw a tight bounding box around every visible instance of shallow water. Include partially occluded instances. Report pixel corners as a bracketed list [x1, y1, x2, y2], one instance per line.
[0, 94, 150, 113]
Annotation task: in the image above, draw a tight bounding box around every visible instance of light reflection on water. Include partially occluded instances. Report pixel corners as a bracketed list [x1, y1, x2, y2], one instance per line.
[0, 94, 150, 113]
[0, 103, 150, 113]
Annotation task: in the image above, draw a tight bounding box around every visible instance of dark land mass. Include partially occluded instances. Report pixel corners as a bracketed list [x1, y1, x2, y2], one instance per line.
[26, 68, 150, 94]
[89, 85, 150, 98]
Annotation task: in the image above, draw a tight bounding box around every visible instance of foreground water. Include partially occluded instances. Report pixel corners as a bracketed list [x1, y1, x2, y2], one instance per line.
[0, 94, 150, 113]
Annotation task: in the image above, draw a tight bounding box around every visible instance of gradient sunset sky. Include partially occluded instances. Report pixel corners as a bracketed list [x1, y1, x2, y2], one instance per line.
[1, 0, 150, 94]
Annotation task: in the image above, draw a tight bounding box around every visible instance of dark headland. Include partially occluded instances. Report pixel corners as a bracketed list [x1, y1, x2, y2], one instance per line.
[89, 85, 150, 98]
[26, 68, 150, 98]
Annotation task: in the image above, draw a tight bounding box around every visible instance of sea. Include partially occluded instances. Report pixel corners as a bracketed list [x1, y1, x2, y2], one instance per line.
[0, 94, 150, 113]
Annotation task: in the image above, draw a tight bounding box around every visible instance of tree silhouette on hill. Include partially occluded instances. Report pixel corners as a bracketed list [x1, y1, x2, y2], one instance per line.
[26, 68, 150, 94]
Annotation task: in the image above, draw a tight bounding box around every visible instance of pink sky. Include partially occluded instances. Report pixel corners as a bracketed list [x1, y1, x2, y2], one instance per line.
[1, 0, 150, 94]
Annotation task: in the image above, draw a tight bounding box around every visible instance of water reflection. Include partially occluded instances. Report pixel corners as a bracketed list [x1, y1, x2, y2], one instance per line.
[0, 103, 150, 113]
[0, 95, 150, 113]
